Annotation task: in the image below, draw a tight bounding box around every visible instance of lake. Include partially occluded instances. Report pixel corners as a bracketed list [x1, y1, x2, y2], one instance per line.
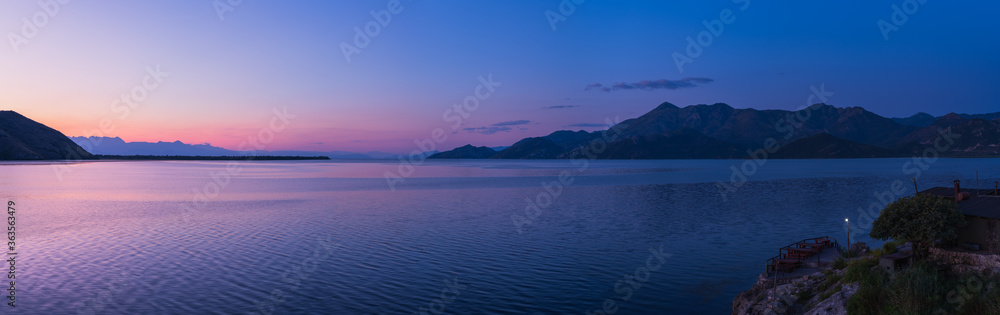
[1, 158, 997, 314]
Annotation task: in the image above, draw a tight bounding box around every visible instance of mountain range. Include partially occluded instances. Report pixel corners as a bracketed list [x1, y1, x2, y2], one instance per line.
[3, 104, 998, 161]
[429, 102, 1000, 159]
[0, 111, 93, 160]
[69, 136, 405, 159]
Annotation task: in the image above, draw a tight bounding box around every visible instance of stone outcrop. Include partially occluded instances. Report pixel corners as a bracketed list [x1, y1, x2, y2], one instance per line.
[732, 269, 855, 315]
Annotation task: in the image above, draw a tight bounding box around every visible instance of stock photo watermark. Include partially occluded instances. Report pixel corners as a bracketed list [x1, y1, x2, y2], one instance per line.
[672, 0, 749, 73]
[51, 65, 169, 181]
[340, 0, 412, 63]
[411, 277, 468, 315]
[585, 244, 672, 315]
[7, 0, 71, 53]
[384, 74, 501, 191]
[179, 107, 296, 223]
[74, 270, 133, 315]
[846, 126, 960, 242]
[715, 84, 833, 200]
[545, 0, 586, 31]
[512, 116, 626, 234]
[247, 236, 338, 315]
[877, 0, 928, 41]
[6, 201, 15, 308]
[213, 0, 246, 22]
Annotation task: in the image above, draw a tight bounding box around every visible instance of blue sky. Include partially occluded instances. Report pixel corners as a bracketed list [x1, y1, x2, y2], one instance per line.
[2, 1, 997, 153]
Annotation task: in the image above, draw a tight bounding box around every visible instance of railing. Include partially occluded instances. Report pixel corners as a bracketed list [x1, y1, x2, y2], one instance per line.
[765, 236, 840, 274]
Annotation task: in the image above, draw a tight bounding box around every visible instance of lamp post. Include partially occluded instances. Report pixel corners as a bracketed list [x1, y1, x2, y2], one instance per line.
[845, 218, 850, 255]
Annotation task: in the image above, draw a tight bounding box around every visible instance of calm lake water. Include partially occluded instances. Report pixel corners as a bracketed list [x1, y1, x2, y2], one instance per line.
[1, 158, 998, 314]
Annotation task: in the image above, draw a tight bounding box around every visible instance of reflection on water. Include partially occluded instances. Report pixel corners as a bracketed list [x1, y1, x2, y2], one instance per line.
[0, 159, 996, 314]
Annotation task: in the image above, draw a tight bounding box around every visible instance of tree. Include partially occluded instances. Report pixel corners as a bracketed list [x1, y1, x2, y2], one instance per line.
[870, 194, 966, 256]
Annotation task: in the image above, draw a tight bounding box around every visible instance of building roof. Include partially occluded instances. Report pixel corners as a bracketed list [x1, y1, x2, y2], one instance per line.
[917, 187, 1000, 219]
[918, 186, 997, 198]
[955, 196, 1000, 219]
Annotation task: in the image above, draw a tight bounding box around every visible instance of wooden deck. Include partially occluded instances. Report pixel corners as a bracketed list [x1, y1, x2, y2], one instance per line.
[766, 236, 840, 275]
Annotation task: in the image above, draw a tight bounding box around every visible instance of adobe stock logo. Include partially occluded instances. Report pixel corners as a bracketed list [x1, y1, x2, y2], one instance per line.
[877, 0, 928, 41]
[7, 0, 71, 54]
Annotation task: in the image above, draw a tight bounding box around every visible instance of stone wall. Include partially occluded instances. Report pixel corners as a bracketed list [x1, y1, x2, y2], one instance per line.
[928, 247, 1000, 273]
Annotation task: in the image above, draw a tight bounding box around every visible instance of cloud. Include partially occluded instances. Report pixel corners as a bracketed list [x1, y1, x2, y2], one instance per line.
[491, 120, 530, 126]
[462, 120, 532, 134]
[544, 105, 579, 109]
[463, 126, 512, 135]
[585, 78, 713, 92]
[568, 123, 609, 128]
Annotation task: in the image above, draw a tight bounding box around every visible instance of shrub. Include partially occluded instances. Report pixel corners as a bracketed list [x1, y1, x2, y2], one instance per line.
[888, 262, 943, 313]
[846, 269, 891, 315]
[819, 284, 842, 301]
[832, 257, 847, 270]
[844, 257, 877, 283]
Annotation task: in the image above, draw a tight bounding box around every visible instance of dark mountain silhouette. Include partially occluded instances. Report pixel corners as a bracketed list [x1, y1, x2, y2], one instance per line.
[894, 117, 1000, 157]
[770, 133, 892, 159]
[429, 101, 1000, 160]
[567, 128, 746, 159]
[612, 102, 915, 148]
[958, 112, 1000, 121]
[491, 137, 564, 159]
[893, 113, 967, 147]
[891, 111, 1000, 127]
[544, 130, 595, 150]
[427, 145, 496, 159]
[0, 111, 93, 160]
[892, 112, 937, 127]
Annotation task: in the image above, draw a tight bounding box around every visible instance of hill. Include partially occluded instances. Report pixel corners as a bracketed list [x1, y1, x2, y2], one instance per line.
[0, 111, 93, 160]
[427, 145, 496, 159]
[429, 102, 1000, 160]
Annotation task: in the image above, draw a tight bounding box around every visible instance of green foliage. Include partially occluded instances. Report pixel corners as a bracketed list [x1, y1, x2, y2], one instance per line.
[870, 194, 965, 254]
[887, 261, 944, 313]
[844, 257, 877, 283]
[844, 261, 1000, 315]
[819, 273, 843, 293]
[959, 283, 1000, 314]
[796, 287, 813, 302]
[832, 257, 848, 270]
[840, 246, 859, 258]
[846, 268, 892, 314]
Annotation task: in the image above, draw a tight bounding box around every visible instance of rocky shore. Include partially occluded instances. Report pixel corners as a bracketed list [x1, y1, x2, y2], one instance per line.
[731, 268, 856, 315]
[732, 243, 1000, 315]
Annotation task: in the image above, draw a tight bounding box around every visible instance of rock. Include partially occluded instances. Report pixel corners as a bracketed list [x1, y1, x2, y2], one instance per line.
[850, 242, 869, 256]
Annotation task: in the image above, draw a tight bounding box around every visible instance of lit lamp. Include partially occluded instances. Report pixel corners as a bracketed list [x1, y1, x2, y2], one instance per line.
[845, 218, 850, 254]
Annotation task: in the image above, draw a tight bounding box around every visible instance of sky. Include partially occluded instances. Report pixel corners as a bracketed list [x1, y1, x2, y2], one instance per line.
[2, 1, 998, 153]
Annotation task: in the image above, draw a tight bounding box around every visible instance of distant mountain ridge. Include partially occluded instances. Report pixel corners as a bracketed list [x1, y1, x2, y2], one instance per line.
[430, 102, 1000, 159]
[70, 136, 405, 160]
[0, 111, 93, 160]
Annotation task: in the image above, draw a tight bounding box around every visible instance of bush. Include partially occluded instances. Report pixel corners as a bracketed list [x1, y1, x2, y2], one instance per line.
[844, 257, 877, 283]
[840, 246, 859, 258]
[832, 257, 848, 270]
[820, 273, 842, 292]
[796, 288, 813, 302]
[846, 269, 891, 314]
[888, 262, 943, 313]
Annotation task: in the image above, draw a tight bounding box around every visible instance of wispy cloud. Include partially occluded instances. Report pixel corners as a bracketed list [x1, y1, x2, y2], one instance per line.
[491, 120, 530, 126]
[463, 126, 512, 135]
[544, 105, 579, 110]
[568, 123, 609, 128]
[462, 120, 532, 134]
[585, 78, 713, 92]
